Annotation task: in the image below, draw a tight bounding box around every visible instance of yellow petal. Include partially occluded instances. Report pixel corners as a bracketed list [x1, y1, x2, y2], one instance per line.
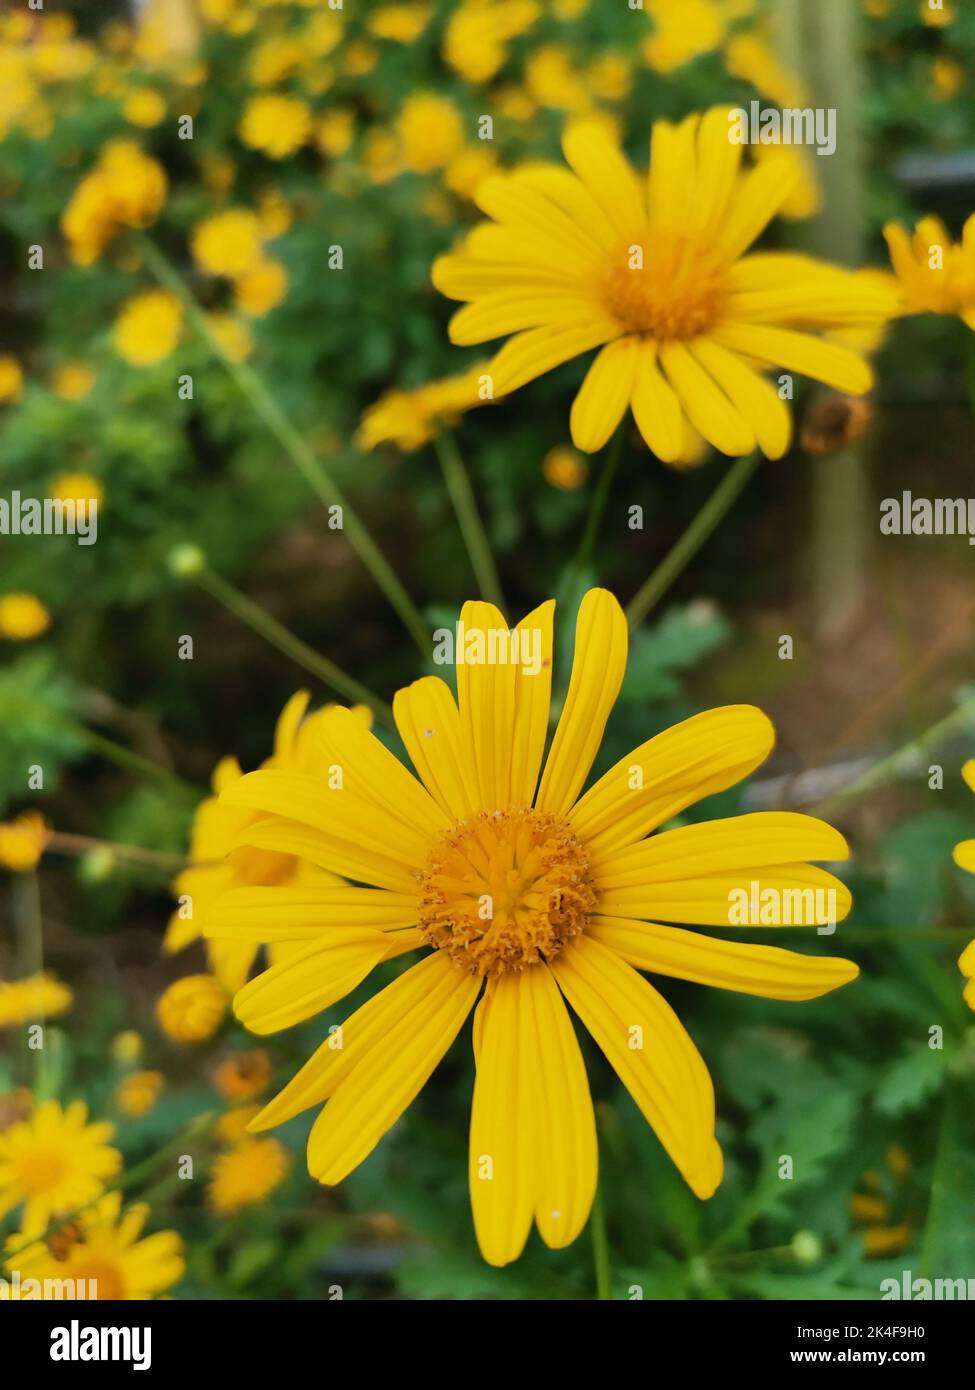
[535, 588, 627, 816]
[562, 118, 648, 241]
[204, 885, 418, 943]
[569, 705, 775, 854]
[711, 321, 873, 396]
[659, 340, 756, 457]
[449, 290, 602, 345]
[306, 953, 480, 1183]
[589, 916, 859, 1001]
[630, 339, 684, 461]
[233, 929, 392, 1034]
[570, 336, 639, 453]
[952, 839, 975, 874]
[272, 690, 311, 760]
[486, 320, 621, 397]
[688, 338, 792, 459]
[551, 935, 720, 1198]
[957, 938, 975, 978]
[393, 675, 481, 820]
[717, 158, 799, 263]
[962, 760, 975, 795]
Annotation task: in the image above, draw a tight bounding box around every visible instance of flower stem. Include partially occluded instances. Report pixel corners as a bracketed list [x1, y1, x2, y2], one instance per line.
[196, 565, 394, 729]
[589, 1183, 612, 1301]
[625, 453, 760, 629]
[11, 871, 49, 1095]
[137, 234, 430, 657]
[574, 426, 625, 582]
[48, 831, 189, 874]
[433, 431, 505, 611]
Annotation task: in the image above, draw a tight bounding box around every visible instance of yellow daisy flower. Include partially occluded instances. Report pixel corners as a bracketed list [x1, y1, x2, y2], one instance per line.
[207, 1137, 289, 1213]
[884, 214, 975, 329]
[165, 693, 367, 992]
[0, 1100, 121, 1230]
[47, 471, 104, 508]
[952, 760, 975, 1010]
[111, 1030, 144, 1065]
[207, 588, 857, 1266]
[0, 594, 50, 641]
[214, 1104, 262, 1144]
[113, 288, 183, 367]
[0, 811, 51, 871]
[0, 971, 72, 1027]
[156, 974, 227, 1043]
[212, 1048, 272, 1102]
[114, 1070, 164, 1118]
[239, 93, 312, 160]
[356, 363, 492, 452]
[49, 362, 95, 401]
[0, 354, 25, 403]
[7, 1191, 185, 1300]
[190, 207, 264, 278]
[396, 92, 465, 174]
[433, 110, 897, 461]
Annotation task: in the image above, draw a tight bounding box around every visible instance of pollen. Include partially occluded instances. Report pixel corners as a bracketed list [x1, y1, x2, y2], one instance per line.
[417, 808, 596, 976]
[603, 236, 728, 340]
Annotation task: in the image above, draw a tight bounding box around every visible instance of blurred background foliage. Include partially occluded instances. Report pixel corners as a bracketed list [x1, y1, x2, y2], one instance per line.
[1, 0, 975, 1300]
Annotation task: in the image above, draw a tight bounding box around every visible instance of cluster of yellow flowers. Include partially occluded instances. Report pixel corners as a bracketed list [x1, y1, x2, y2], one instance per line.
[61, 138, 167, 266]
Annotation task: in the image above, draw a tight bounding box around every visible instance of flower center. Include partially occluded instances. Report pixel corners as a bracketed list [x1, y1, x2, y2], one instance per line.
[417, 808, 595, 976]
[18, 1147, 65, 1195]
[603, 235, 727, 340]
[72, 1258, 126, 1300]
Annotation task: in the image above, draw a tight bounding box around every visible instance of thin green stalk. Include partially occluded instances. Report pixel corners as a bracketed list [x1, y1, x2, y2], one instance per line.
[813, 693, 975, 815]
[589, 1184, 612, 1301]
[626, 453, 760, 629]
[197, 565, 393, 729]
[48, 831, 189, 874]
[138, 234, 429, 656]
[433, 431, 505, 610]
[574, 426, 624, 583]
[11, 871, 49, 1095]
[918, 1083, 955, 1282]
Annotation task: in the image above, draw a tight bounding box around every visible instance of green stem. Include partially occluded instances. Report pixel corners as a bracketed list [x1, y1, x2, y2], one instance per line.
[48, 831, 189, 874]
[138, 234, 429, 656]
[813, 694, 975, 814]
[919, 1083, 954, 1281]
[574, 426, 624, 583]
[196, 566, 393, 729]
[433, 432, 505, 610]
[11, 872, 49, 1095]
[626, 454, 760, 629]
[589, 1184, 612, 1301]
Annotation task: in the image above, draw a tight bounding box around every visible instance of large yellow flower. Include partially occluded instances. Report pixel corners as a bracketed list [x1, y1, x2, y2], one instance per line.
[433, 110, 897, 461]
[884, 214, 975, 329]
[7, 1191, 184, 1300]
[165, 692, 369, 992]
[0, 1100, 121, 1230]
[951, 759, 975, 1010]
[207, 588, 857, 1266]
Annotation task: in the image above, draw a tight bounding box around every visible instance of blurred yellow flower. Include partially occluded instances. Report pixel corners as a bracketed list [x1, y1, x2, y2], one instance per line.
[442, 0, 539, 84]
[642, 0, 724, 74]
[884, 215, 975, 328]
[397, 93, 465, 173]
[214, 1105, 262, 1144]
[49, 361, 95, 401]
[234, 257, 287, 316]
[256, 188, 292, 238]
[61, 139, 167, 266]
[114, 1070, 164, 1119]
[953, 761, 975, 1009]
[305, 11, 345, 57]
[0, 354, 24, 404]
[342, 40, 379, 77]
[542, 445, 588, 490]
[111, 1030, 144, 1066]
[239, 93, 312, 160]
[930, 54, 963, 100]
[587, 52, 632, 103]
[113, 288, 183, 367]
[47, 471, 104, 508]
[165, 693, 371, 992]
[0, 594, 50, 641]
[316, 108, 356, 159]
[444, 144, 498, 202]
[524, 44, 589, 113]
[249, 34, 304, 86]
[362, 129, 402, 184]
[0, 1100, 120, 1230]
[213, 1049, 272, 1102]
[191, 207, 264, 277]
[724, 34, 809, 108]
[156, 974, 227, 1043]
[7, 1191, 185, 1300]
[122, 88, 166, 128]
[434, 109, 896, 460]
[356, 363, 492, 452]
[368, 4, 433, 42]
[205, 313, 254, 363]
[751, 142, 822, 222]
[919, 0, 955, 26]
[199, 151, 237, 192]
[207, 1137, 289, 1213]
[0, 971, 71, 1027]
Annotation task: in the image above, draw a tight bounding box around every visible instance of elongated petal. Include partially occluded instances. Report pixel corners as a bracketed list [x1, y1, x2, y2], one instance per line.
[711, 321, 873, 395]
[394, 676, 481, 820]
[630, 340, 684, 462]
[536, 589, 627, 816]
[485, 321, 620, 397]
[233, 930, 392, 1034]
[551, 935, 721, 1198]
[205, 885, 418, 942]
[659, 341, 756, 457]
[589, 916, 859, 1000]
[562, 118, 648, 241]
[569, 705, 775, 853]
[687, 338, 792, 459]
[570, 336, 639, 453]
[307, 954, 480, 1183]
